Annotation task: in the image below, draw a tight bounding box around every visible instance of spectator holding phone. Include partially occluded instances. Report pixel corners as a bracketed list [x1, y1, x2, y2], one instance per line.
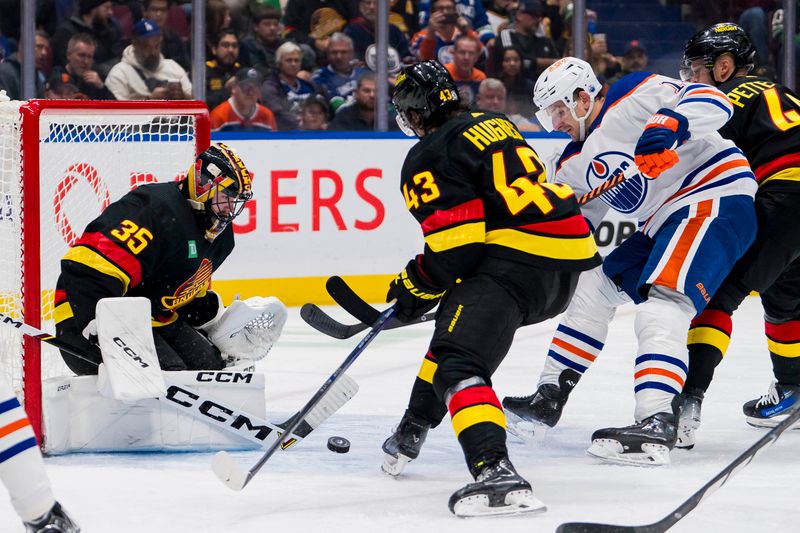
[105, 19, 191, 100]
[410, 0, 481, 64]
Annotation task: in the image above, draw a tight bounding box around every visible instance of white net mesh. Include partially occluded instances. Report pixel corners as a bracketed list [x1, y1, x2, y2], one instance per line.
[0, 101, 24, 395]
[0, 101, 202, 426]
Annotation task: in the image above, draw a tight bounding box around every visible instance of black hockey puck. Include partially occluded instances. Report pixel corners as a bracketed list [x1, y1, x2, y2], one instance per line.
[327, 436, 350, 453]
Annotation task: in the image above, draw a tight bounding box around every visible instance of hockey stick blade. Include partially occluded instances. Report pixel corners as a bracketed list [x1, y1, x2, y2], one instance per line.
[301, 302, 435, 340]
[556, 523, 654, 533]
[326, 276, 382, 325]
[557, 405, 800, 533]
[212, 451, 251, 491]
[0, 311, 356, 452]
[212, 305, 396, 491]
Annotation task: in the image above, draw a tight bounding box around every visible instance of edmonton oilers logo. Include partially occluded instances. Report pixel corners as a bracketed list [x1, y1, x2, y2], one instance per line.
[586, 152, 646, 213]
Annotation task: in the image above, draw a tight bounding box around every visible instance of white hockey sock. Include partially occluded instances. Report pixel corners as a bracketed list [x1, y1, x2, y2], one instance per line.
[538, 267, 628, 386]
[0, 376, 55, 522]
[633, 287, 694, 421]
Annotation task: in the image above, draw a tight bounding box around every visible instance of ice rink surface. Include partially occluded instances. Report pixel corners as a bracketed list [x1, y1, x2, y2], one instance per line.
[2, 296, 798, 532]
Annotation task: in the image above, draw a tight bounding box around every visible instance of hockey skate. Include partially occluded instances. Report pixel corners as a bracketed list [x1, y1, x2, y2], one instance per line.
[587, 412, 678, 466]
[381, 410, 430, 477]
[502, 369, 581, 442]
[24, 502, 80, 533]
[675, 388, 703, 450]
[448, 458, 546, 518]
[743, 381, 800, 429]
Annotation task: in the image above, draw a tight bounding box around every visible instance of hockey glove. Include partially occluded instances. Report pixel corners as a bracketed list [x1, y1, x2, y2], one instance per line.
[634, 108, 690, 179]
[387, 256, 446, 322]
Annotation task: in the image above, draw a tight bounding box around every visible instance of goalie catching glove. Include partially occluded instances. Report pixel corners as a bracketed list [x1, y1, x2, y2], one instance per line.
[634, 108, 690, 179]
[202, 296, 288, 365]
[387, 256, 446, 322]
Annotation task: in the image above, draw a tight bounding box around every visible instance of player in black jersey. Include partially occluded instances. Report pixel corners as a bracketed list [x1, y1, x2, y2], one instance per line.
[677, 23, 800, 445]
[382, 60, 600, 517]
[54, 143, 264, 375]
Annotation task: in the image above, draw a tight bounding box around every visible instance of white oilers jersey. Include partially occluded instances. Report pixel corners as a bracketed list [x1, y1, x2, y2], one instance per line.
[554, 72, 757, 235]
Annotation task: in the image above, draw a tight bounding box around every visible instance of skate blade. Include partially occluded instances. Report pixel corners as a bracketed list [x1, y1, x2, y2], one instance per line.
[676, 415, 700, 449]
[452, 490, 547, 518]
[504, 409, 549, 444]
[586, 440, 671, 466]
[381, 453, 411, 477]
[675, 426, 696, 450]
[745, 415, 800, 430]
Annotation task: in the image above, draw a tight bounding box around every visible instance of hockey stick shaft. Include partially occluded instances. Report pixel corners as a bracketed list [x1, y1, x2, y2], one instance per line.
[323, 167, 639, 330]
[214, 303, 397, 490]
[578, 163, 639, 205]
[300, 302, 434, 340]
[557, 405, 800, 533]
[0, 311, 321, 449]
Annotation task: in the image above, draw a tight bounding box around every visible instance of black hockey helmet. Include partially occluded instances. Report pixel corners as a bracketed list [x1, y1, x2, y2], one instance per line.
[185, 143, 253, 240]
[681, 22, 755, 82]
[392, 60, 461, 136]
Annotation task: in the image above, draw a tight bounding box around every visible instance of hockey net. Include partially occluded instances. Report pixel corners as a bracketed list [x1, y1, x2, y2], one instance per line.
[0, 100, 210, 443]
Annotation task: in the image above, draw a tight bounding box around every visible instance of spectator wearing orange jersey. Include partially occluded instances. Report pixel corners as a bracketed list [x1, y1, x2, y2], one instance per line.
[210, 68, 278, 132]
[443, 34, 486, 105]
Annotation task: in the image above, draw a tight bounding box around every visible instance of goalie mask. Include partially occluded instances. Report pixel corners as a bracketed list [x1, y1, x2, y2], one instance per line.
[186, 143, 253, 241]
[681, 23, 755, 84]
[392, 60, 461, 137]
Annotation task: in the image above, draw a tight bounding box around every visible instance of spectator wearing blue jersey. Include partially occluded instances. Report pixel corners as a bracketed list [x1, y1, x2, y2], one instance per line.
[261, 41, 326, 130]
[418, 0, 495, 46]
[312, 33, 367, 110]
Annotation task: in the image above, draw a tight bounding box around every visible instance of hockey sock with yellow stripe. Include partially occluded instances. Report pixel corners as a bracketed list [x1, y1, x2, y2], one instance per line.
[686, 308, 732, 393]
[447, 381, 507, 477]
[407, 350, 448, 427]
[765, 319, 800, 384]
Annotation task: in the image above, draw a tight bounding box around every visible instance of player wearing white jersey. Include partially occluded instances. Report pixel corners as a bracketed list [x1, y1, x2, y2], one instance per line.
[502, 57, 758, 466]
[0, 375, 79, 532]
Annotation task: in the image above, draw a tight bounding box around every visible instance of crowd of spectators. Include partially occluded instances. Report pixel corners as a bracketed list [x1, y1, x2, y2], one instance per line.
[0, 0, 796, 132]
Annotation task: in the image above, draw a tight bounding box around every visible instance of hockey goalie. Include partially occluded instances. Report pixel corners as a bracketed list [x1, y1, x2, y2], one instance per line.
[41, 144, 294, 453]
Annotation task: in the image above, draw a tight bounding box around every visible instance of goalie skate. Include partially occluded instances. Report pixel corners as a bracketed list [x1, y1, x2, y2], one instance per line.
[381, 410, 430, 477]
[586, 412, 677, 467]
[448, 458, 546, 518]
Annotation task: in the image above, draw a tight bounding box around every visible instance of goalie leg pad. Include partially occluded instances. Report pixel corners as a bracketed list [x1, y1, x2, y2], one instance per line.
[207, 297, 288, 364]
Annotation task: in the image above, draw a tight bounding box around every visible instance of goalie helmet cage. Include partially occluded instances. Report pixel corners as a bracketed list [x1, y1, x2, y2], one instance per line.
[0, 99, 210, 444]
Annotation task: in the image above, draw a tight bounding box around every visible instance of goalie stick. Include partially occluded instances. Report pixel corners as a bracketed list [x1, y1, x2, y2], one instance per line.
[212, 303, 396, 491]
[556, 405, 800, 533]
[300, 302, 434, 339]
[0, 311, 357, 450]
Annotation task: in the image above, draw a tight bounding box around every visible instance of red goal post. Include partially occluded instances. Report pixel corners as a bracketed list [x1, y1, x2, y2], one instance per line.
[0, 99, 210, 444]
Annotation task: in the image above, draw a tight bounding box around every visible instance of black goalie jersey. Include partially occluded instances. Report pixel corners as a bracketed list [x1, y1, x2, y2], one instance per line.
[718, 75, 800, 187]
[54, 182, 234, 332]
[400, 111, 601, 287]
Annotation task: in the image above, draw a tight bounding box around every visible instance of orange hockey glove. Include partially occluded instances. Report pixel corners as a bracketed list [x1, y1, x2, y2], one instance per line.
[634, 108, 690, 179]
